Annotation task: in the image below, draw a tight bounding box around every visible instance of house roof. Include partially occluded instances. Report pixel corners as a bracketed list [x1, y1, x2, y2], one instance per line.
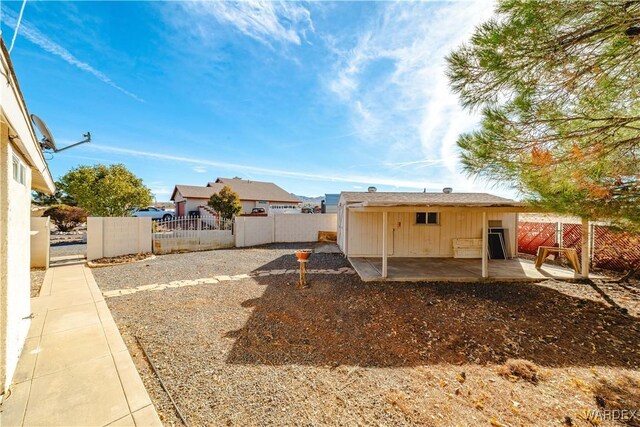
[340, 191, 526, 208]
[171, 178, 301, 203]
[171, 185, 217, 201]
[207, 178, 301, 203]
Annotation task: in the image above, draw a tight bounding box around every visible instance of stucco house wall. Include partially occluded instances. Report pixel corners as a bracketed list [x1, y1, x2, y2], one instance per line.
[175, 197, 297, 216]
[241, 200, 257, 214]
[174, 192, 245, 216]
[0, 137, 33, 392]
[0, 40, 55, 394]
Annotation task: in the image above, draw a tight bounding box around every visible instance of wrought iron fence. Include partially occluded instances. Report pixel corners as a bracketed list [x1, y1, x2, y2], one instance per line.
[153, 216, 232, 238]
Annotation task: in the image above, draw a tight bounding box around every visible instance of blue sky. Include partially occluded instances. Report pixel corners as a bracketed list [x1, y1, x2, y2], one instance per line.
[1, 0, 510, 200]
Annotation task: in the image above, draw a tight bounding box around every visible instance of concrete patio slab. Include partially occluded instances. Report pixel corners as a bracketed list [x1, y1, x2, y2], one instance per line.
[349, 257, 605, 282]
[0, 263, 161, 426]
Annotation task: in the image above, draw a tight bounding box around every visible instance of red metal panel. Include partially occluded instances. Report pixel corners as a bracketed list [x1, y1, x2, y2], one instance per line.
[517, 222, 556, 255]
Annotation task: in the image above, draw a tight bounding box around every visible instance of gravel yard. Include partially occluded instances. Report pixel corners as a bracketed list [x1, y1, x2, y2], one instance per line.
[94, 244, 640, 426]
[30, 268, 46, 297]
[92, 243, 343, 291]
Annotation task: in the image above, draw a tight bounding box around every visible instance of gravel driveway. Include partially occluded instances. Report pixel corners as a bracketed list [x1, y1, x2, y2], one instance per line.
[50, 242, 86, 257]
[50, 233, 86, 257]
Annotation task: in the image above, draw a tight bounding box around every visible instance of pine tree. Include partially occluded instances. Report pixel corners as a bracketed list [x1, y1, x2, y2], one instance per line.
[447, 0, 640, 230]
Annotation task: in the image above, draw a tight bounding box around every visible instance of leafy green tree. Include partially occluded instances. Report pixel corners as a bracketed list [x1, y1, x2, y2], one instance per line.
[43, 205, 88, 232]
[58, 164, 152, 217]
[447, 0, 640, 230]
[32, 184, 77, 206]
[208, 185, 242, 220]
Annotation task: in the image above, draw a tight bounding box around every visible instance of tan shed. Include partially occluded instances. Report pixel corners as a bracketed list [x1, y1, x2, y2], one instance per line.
[336, 190, 558, 281]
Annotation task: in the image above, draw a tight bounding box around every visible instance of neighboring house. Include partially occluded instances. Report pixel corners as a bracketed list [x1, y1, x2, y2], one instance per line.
[337, 189, 528, 279]
[170, 178, 301, 216]
[322, 193, 339, 214]
[0, 41, 55, 393]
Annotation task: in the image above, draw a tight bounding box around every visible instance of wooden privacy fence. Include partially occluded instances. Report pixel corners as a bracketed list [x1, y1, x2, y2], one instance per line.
[152, 216, 234, 254]
[518, 221, 640, 272]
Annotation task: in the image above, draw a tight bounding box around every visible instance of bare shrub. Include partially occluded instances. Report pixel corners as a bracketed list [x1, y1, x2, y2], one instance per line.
[43, 204, 88, 232]
[497, 359, 541, 384]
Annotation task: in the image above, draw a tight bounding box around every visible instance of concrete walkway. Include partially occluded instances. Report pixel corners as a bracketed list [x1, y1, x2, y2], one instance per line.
[0, 261, 162, 426]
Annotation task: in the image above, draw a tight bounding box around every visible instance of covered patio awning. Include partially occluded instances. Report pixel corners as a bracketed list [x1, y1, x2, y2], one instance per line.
[341, 191, 593, 280]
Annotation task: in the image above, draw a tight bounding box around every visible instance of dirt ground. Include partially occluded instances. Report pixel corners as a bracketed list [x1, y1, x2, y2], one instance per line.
[96, 245, 640, 427]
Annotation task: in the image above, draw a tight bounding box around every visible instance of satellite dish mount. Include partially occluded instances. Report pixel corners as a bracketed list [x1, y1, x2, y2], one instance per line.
[31, 114, 91, 153]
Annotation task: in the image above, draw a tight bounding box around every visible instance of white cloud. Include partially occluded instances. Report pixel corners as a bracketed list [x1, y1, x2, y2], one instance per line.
[192, 166, 207, 174]
[176, 0, 314, 46]
[89, 144, 451, 190]
[1, 6, 143, 102]
[327, 1, 496, 184]
[150, 186, 172, 196]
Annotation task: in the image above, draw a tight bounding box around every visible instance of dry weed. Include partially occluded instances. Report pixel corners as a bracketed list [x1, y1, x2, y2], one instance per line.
[497, 359, 542, 384]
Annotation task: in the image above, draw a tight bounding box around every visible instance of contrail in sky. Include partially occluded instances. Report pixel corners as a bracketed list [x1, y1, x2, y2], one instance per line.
[8, 0, 27, 53]
[2, 5, 144, 102]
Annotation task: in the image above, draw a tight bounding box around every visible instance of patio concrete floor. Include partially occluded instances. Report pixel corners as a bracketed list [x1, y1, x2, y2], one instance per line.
[349, 257, 604, 282]
[0, 257, 161, 426]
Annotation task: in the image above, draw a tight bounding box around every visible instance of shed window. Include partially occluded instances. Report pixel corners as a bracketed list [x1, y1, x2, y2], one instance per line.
[12, 155, 26, 185]
[416, 212, 439, 225]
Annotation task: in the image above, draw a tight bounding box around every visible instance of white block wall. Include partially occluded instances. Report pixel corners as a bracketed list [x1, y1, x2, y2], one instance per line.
[30, 216, 50, 268]
[274, 214, 337, 242]
[87, 217, 152, 261]
[235, 214, 337, 247]
[235, 216, 274, 247]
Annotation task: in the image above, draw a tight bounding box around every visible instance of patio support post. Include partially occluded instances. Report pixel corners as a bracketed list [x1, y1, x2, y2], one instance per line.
[482, 211, 489, 278]
[344, 206, 349, 257]
[382, 211, 388, 278]
[581, 217, 590, 279]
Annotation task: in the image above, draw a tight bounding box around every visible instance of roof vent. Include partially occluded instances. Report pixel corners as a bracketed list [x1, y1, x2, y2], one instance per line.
[367, 186, 377, 193]
[443, 187, 453, 194]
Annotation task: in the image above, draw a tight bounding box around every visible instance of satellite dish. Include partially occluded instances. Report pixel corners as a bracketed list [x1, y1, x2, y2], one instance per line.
[31, 114, 91, 153]
[31, 114, 57, 151]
